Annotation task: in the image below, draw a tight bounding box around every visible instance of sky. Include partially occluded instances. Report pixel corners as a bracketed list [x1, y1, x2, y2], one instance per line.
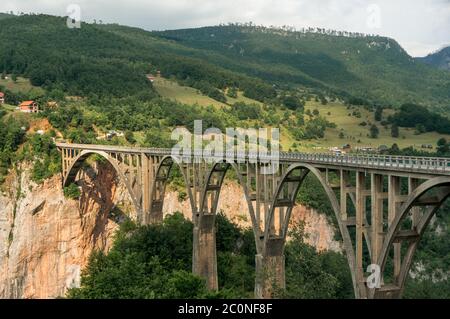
[1, 0, 450, 57]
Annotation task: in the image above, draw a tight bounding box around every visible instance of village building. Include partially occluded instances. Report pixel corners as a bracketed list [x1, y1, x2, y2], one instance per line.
[0, 92, 5, 104]
[146, 74, 156, 82]
[19, 101, 39, 113]
[146, 71, 161, 83]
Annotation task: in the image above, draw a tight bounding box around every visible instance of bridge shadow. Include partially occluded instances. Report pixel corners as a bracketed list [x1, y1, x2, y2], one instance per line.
[74, 157, 134, 247]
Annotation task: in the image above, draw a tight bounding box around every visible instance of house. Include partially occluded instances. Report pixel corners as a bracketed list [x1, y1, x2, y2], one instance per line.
[0, 92, 4, 104]
[19, 101, 39, 113]
[146, 74, 156, 82]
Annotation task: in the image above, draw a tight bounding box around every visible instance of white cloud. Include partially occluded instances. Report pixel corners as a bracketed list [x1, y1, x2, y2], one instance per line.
[1, 0, 449, 56]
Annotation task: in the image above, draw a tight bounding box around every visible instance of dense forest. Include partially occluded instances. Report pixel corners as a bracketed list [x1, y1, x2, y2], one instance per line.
[67, 212, 352, 299]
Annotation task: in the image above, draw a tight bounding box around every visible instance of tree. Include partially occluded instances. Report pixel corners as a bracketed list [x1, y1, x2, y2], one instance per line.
[391, 124, 399, 138]
[64, 183, 81, 199]
[437, 138, 449, 155]
[1, 71, 5, 80]
[283, 96, 303, 110]
[227, 87, 238, 98]
[390, 143, 400, 154]
[374, 107, 383, 121]
[125, 131, 136, 144]
[369, 124, 379, 138]
[339, 132, 345, 139]
[415, 124, 426, 135]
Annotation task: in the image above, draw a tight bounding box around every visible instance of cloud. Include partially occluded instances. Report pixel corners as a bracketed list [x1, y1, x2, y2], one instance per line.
[2, 0, 450, 56]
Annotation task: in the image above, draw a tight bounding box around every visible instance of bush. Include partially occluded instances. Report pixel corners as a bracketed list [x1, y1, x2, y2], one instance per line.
[64, 183, 81, 199]
[369, 124, 379, 138]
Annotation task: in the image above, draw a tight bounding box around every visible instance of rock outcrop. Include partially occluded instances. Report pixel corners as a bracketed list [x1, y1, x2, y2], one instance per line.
[0, 162, 129, 298]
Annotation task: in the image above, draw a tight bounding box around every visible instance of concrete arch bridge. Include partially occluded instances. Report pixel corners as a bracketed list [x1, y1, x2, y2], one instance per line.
[56, 143, 450, 299]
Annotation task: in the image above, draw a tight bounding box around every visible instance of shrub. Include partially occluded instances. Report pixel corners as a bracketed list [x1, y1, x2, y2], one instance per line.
[64, 183, 81, 199]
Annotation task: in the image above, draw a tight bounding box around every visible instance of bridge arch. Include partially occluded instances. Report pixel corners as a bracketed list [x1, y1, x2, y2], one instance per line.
[193, 160, 263, 291]
[196, 161, 359, 298]
[63, 150, 141, 215]
[147, 155, 196, 223]
[198, 161, 260, 247]
[262, 163, 359, 298]
[372, 176, 450, 298]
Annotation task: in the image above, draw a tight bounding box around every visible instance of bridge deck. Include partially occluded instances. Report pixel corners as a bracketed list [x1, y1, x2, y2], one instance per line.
[56, 143, 450, 177]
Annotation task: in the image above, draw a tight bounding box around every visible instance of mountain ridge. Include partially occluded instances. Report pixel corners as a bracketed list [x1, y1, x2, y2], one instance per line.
[418, 46, 450, 71]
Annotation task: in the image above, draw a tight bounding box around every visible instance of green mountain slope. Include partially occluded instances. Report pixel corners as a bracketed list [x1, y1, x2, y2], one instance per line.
[0, 15, 275, 101]
[154, 25, 450, 110]
[1, 14, 449, 112]
[419, 46, 450, 71]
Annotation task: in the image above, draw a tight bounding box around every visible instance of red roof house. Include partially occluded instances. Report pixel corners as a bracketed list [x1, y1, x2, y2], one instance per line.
[0, 92, 4, 104]
[19, 101, 39, 113]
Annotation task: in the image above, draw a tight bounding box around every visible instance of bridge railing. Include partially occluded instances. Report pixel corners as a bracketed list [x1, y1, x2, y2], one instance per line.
[278, 152, 450, 172]
[56, 143, 450, 174]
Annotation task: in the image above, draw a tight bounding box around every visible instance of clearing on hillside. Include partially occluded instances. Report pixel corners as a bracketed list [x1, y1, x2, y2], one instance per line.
[0, 76, 45, 95]
[152, 77, 261, 108]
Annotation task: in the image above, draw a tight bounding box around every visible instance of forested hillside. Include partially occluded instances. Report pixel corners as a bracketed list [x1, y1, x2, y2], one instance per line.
[0, 15, 275, 102]
[155, 24, 450, 111]
[419, 46, 450, 71]
[1, 15, 450, 111]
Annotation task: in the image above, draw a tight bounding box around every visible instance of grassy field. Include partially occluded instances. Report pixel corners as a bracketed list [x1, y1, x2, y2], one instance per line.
[153, 77, 228, 108]
[0, 76, 45, 95]
[153, 77, 261, 108]
[299, 101, 450, 152]
[0, 103, 17, 112]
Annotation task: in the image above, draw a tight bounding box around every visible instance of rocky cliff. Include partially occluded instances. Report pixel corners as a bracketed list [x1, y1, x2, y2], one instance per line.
[0, 164, 339, 298]
[0, 162, 131, 298]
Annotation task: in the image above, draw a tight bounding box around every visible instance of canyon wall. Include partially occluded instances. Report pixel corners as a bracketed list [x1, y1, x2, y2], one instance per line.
[0, 163, 130, 298]
[0, 164, 339, 298]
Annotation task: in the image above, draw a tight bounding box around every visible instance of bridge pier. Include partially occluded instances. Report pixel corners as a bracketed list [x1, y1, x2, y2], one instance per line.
[255, 239, 286, 299]
[192, 214, 218, 291]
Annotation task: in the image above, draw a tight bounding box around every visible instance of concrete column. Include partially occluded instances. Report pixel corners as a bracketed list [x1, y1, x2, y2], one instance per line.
[371, 174, 384, 264]
[141, 154, 150, 225]
[192, 214, 218, 291]
[388, 175, 401, 281]
[148, 210, 163, 224]
[255, 239, 285, 299]
[355, 171, 366, 298]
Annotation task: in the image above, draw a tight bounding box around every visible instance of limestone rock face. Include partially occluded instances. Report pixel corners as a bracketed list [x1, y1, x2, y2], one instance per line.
[0, 166, 339, 299]
[163, 182, 341, 252]
[0, 163, 128, 298]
